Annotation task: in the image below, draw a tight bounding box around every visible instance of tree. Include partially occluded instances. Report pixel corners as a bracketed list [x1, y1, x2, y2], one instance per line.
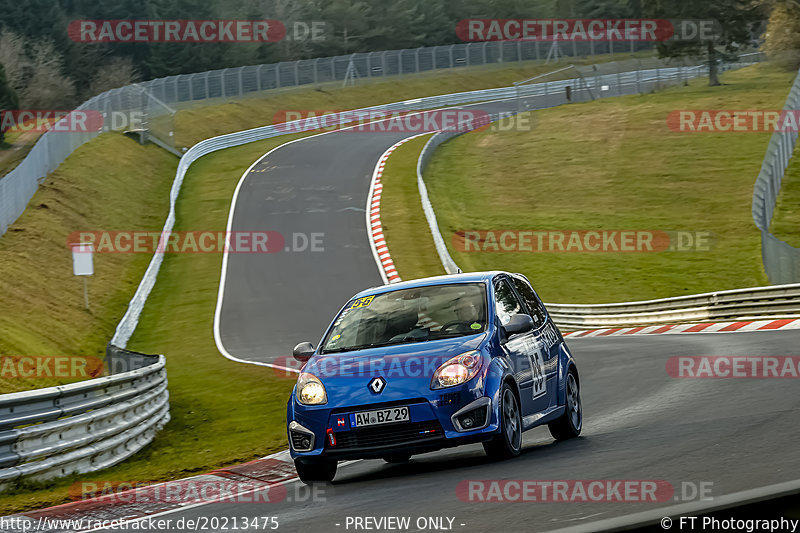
[0, 63, 19, 145]
[762, 0, 800, 70]
[88, 57, 139, 95]
[641, 0, 764, 86]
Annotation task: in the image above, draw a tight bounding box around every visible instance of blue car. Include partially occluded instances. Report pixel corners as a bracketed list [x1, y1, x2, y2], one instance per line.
[286, 271, 582, 483]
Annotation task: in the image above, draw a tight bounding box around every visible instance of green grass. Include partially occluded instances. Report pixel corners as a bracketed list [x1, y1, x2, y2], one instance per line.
[0, 137, 305, 513]
[0, 52, 770, 511]
[172, 52, 655, 148]
[381, 63, 797, 303]
[0, 134, 177, 393]
[770, 142, 800, 247]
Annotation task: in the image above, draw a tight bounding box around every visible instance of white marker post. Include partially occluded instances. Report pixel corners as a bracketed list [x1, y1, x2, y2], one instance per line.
[71, 243, 94, 309]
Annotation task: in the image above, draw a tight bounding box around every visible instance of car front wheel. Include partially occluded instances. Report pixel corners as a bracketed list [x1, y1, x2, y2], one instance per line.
[295, 458, 337, 483]
[483, 383, 522, 459]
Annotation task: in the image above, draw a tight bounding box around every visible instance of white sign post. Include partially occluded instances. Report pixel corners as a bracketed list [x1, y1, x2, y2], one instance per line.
[71, 243, 94, 309]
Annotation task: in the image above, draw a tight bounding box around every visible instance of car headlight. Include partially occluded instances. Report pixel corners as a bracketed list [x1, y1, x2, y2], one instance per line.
[296, 373, 327, 405]
[431, 351, 482, 389]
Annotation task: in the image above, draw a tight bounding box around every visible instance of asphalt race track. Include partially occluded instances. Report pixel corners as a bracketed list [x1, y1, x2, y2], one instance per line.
[189, 105, 800, 532]
[95, 330, 800, 532]
[215, 99, 521, 367]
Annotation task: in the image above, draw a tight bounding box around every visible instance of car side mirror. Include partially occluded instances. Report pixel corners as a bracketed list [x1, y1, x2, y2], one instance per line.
[292, 342, 315, 362]
[502, 314, 535, 339]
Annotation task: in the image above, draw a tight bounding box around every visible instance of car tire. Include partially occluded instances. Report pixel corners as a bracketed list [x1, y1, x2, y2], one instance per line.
[483, 382, 522, 459]
[383, 454, 411, 464]
[548, 370, 582, 441]
[294, 459, 337, 483]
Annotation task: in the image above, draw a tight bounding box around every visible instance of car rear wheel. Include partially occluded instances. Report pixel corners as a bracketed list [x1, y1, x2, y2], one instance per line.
[383, 453, 411, 464]
[294, 459, 337, 483]
[483, 383, 522, 459]
[548, 370, 582, 440]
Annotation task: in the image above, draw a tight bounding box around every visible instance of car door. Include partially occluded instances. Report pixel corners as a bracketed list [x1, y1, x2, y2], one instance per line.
[510, 274, 561, 409]
[493, 276, 550, 417]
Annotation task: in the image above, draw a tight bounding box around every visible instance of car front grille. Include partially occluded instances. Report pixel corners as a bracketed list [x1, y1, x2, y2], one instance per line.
[326, 420, 443, 451]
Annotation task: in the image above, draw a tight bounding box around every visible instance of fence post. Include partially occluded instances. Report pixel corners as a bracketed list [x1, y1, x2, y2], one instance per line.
[221, 68, 227, 98]
[636, 60, 641, 93]
[205, 72, 210, 98]
[189, 74, 194, 100]
[276, 64, 282, 88]
[415, 48, 420, 73]
[257, 64, 263, 91]
[449, 44, 454, 68]
[238, 68, 244, 96]
[382, 51, 387, 76]
[482, 42, 487, 64]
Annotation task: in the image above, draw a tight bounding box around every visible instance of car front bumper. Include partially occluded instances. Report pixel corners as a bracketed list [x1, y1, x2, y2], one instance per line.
[287, 385, 499, 461]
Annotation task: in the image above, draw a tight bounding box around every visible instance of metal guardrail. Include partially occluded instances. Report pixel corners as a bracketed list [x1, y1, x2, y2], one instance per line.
[113, 59, 715, 347]
[547, 283, 800, 329]
[416, 55, 760, 276]
[113, 55, 766, 348]
[0, 54, 768, 490]
[0, 347, 169, 489]
[410, 54, 800, 329]
[751, 67, 800, 284]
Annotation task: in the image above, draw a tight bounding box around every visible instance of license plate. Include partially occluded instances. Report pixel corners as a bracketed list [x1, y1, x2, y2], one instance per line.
[352, 406, 410, 427]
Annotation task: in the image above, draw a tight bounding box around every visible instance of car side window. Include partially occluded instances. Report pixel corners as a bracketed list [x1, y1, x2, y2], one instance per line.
[494, 278, 522, 326]
[511, 276, 547, 328]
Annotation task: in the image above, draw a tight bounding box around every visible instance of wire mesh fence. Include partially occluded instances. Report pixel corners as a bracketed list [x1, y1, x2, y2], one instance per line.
[752, 68, 800, 284]
[0, 39, 764, 240]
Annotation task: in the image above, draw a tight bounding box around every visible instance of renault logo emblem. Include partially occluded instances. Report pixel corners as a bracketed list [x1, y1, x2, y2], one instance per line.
[368, 377, 386, 394]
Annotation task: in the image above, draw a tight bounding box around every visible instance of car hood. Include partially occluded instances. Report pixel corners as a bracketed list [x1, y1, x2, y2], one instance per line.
[303, 334, 486, 405]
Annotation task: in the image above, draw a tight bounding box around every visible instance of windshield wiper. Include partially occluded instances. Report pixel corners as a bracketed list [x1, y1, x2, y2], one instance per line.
[321, 343, 379, 354]
[321, 336, 430, 354]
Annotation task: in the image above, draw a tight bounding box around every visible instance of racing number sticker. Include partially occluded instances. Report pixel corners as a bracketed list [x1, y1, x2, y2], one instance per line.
[349, 295, 375, 309]
[521, 339, 547, 400]
[528, 347, 546, 399]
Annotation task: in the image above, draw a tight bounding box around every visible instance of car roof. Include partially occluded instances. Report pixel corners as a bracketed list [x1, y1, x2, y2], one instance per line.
[351, 271, 507, 299]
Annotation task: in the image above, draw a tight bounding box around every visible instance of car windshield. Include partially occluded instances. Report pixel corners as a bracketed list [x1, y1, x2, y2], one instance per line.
[320, 283, 487, 354]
